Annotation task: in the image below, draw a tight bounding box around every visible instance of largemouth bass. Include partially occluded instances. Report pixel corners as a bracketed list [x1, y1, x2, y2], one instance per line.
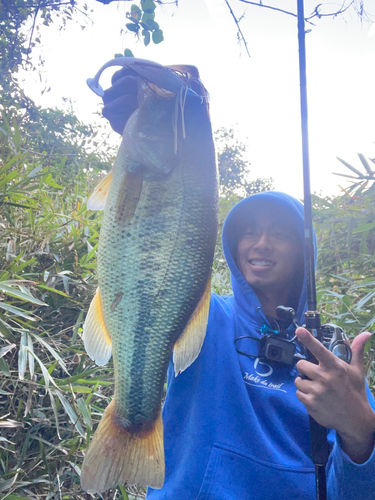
[80, 58, 218, 493]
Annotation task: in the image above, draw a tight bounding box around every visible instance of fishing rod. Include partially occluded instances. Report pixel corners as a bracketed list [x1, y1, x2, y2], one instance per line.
[297, 1, 329, 497]
[296, 1, 352, 499]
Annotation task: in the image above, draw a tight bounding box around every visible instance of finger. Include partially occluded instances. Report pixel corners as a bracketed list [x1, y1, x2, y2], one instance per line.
[102, 95, 138, 135]
[103, 115, 128, 136]
[295, 375, 314, 393]
[103, 75, 138, 104]
[296, 327, 333, 365]
[296, 359, 320, 380]
[103, 94, 138, 116]
[351, 332, 372, 370]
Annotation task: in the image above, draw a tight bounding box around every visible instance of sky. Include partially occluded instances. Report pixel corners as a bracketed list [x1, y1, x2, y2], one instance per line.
[24, 0, 375, 199]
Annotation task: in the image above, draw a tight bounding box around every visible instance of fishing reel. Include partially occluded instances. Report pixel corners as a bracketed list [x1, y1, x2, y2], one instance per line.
[236, 306, 352, 367]
[259, 306, 352, 366]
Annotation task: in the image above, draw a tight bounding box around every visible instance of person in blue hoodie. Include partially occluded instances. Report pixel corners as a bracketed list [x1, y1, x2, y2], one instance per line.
[101, 69, 375, 499]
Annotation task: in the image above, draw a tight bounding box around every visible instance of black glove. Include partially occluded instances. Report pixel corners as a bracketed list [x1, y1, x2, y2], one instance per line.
[102, 67, 139, 135]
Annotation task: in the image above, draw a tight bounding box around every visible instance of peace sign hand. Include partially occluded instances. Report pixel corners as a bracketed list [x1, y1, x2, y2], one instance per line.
[295, 327, 375, 464]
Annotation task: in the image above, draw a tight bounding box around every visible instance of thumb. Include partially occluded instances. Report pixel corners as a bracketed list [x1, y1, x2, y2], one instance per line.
[351, 332, 372, 369]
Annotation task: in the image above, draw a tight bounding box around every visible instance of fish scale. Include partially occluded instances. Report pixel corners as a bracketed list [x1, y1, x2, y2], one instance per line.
[100, 162, 186, 424]
[81, 61, 218, 492]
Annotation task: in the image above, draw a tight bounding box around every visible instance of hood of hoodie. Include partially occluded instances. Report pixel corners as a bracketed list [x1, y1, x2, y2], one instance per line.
[222, 191, 317, 328]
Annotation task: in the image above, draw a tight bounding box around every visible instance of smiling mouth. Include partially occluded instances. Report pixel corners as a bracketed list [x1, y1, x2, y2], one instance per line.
[249, 259, 274, 267]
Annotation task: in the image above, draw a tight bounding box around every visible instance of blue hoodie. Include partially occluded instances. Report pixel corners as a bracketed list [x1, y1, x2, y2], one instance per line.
[147, 192, 375, 499]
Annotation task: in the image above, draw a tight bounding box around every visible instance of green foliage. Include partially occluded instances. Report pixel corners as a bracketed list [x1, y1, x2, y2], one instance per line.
[0, 109, 117, 498]
[215, 128, 273, 197]
[125, 1, 164, 46]
[304, 154, 375, 388]
[0, 80, 137, 497]
[314, 155, 375, 336]
[0, 0, 90, 119]
[314, 192, 375, 330]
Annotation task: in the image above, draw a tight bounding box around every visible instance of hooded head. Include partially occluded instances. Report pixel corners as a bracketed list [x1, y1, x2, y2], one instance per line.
[222, 191, 317, 323]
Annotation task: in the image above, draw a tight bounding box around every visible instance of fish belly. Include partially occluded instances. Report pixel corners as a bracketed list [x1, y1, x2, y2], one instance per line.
[98, 136, 217, 430]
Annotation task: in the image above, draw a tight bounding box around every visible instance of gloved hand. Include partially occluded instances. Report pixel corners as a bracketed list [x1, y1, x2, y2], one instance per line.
[102, 67, 139, 135]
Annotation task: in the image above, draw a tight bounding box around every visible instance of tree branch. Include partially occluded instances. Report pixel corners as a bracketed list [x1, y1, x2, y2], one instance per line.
[27, 1, 41, 63]
[224, 0, 251, 57]
[238, 0, 371, 23]
[238, 0, 298, 18]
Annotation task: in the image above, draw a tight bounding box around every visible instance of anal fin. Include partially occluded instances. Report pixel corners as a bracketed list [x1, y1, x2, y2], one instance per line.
[83, 288, 112, 366]
[173, 273, 211, 376]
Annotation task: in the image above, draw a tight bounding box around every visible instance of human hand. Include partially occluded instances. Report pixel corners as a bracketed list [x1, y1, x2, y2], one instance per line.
[102, 67, 139, 135]
[295, 327, 375, 463]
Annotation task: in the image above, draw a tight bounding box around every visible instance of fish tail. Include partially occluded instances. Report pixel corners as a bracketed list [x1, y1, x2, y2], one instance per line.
[80, 400, 164, 493]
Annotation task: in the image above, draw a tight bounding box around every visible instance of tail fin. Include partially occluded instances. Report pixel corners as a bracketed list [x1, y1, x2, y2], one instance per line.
[80, 400, 164, 493]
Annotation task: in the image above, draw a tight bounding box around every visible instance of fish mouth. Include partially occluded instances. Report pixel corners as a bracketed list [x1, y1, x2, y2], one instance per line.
[248, 259, 274, 268]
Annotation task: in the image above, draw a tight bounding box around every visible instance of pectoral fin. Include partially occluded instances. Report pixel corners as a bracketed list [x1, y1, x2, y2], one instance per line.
[173, 274, 211, 376]
[87, 170, 113, 210]
[115, 168, 143, 226]
[83, 288, 112, 366]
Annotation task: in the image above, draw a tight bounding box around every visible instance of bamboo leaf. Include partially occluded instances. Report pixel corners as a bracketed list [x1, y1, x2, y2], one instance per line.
[118, 484, 130, 499]
[77, 397, 92, 429]
[352, 222, 375, 234]
[24, 347, 59, 393]
[80, 242, 98, 265]
[0, 475, 19, 493]
[6, 495, 32, 500]
[336, 157, 364, 177]
[37, 284, 71, 298]
[72, 310, 84, 343]
[0, 284, 47, 306]
[0, 316, 17, 342]
[0, 343, 16, 358]
[53, 390, 85, 437]
[0, 357, 10, 376]
[358, 153, 374, 175]
[0, 419, 23, 428]
[0, 302, 37, 321]
[27, 333, 34, 379]
[48, 389, 61, 439]
[29, 332, 69, 374]
[355, 291, 375, 311]
[0, 169, 21, 188]
[18, 331, 28, 380]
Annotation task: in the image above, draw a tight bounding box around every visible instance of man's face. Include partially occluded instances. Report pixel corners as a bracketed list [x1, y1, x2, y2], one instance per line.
[236, 206, 304, 297]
